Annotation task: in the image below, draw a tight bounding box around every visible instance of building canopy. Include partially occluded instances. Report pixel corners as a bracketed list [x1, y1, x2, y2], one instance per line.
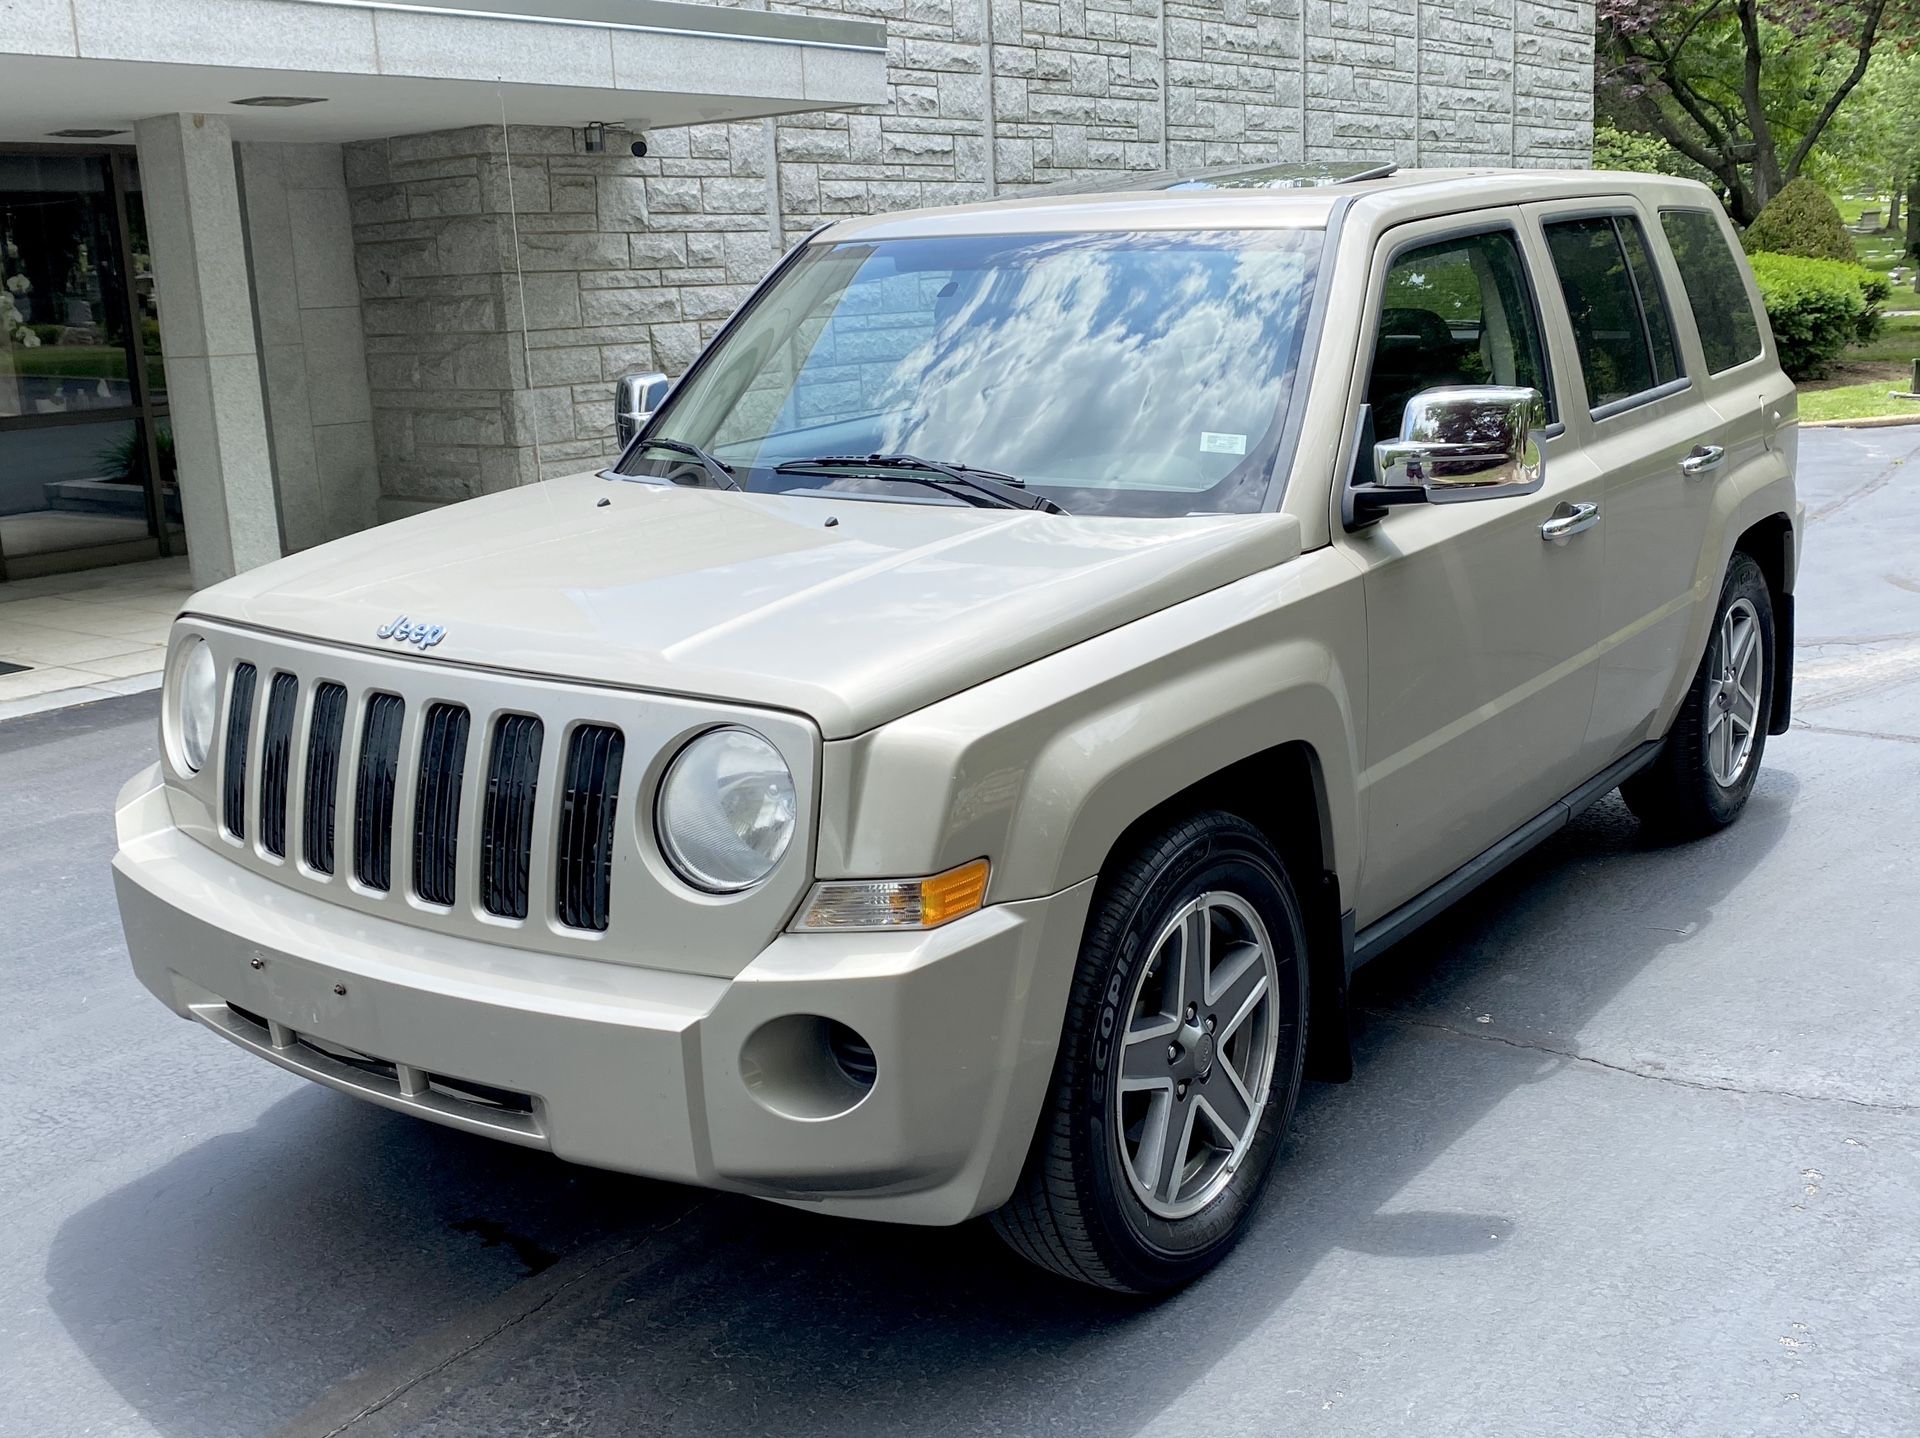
[0, 0, 886, 144]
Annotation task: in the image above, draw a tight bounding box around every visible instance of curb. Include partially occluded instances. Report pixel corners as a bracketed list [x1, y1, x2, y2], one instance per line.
[0, 671, 161, 726]
[1800, 412, 1920, 429]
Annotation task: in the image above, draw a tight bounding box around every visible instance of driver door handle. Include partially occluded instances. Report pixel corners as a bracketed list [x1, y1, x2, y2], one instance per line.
[1679, 443, 1725, 477]
[1540, 500, 1599, 545]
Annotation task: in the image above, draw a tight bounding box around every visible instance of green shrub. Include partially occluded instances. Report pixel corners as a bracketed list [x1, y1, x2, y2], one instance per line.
[1855, 269, 1891, 343]
[1748, 252, 1887, 378]
[1741, 179, 1858, 264]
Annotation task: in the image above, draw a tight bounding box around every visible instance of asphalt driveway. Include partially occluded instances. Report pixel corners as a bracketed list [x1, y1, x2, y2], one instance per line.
[4, 426, 1917, 1436]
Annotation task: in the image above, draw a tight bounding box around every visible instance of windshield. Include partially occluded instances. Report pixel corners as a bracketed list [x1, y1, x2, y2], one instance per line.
[620, 228, 1324, 517]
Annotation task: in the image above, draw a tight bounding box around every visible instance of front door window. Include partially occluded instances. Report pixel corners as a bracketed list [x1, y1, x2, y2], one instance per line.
[1364, 229, 1554, 440]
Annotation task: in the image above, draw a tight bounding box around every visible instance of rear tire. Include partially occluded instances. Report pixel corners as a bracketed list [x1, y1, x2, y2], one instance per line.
[1621, 552, 1774, 837]
[991, 811, 1309, 1293]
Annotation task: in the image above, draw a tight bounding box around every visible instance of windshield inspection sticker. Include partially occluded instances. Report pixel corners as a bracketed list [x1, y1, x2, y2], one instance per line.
[1200, 431, 1248, 455]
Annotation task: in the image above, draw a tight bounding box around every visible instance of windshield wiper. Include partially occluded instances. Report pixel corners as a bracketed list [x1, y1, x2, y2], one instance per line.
[772, 453, 1067, 514]
[628, 437, 741, 491]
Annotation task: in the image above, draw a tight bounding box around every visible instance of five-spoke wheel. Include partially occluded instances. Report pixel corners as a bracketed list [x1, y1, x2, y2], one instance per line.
[993, 811, 1308, 1293]
[1705, 595, 1764, 788]
[1116, 892, 1279, 1220]
[1622, 551, 1775, 835]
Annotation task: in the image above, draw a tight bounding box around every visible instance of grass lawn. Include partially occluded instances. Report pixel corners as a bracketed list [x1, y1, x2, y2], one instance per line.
[1797, 379, 1920, 423]
[1838, 195, 1915, 283]
[1779, 217, 1920, 422]
[1845, 310, 1920, 365]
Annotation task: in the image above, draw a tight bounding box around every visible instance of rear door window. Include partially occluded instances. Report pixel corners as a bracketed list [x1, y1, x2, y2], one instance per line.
[1659, 208, 1765, 373]
[1544, 214, 1684, 410]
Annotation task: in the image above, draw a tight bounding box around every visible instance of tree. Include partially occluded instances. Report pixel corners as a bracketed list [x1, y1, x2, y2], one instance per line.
[1597, 0, 1906, 224]
[1815, 48, 1920, 227]
[1593, 121, 1709, 179]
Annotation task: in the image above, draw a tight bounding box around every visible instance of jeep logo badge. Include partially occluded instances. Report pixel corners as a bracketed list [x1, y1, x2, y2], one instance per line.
[376, 616, 446, 650]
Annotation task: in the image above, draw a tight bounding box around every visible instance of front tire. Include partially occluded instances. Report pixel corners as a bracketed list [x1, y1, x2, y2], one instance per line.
[1621, 551, 1774, 836]
[991, 811, 1309, 1293]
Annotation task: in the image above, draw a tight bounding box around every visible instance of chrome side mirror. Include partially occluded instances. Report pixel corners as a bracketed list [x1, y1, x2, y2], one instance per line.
[1353, 385, 1546, 522]
[614, 372, 672, 450]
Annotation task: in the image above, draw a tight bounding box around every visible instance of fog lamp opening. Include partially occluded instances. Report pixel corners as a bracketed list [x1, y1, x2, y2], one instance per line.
[740, 1014, 876, 1120]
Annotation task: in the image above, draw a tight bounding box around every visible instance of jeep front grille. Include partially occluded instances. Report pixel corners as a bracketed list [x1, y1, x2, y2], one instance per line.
[556, 723, 624, 932]
[222, 662, 258, 839]
[354, 692, 405, 892]
[259, 672, 299, 858]
[412, 702, 471, 907]
[187, 625, 815, 962]
[303, 681, 348, 875]
[480, 713, 543, 920]
[217, 663, 629, 932]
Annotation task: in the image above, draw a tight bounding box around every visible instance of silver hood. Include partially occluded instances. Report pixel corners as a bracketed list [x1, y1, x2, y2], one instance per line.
[191, 474, 1303, 738]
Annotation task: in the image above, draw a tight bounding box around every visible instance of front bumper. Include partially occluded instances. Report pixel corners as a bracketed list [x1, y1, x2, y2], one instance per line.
[113, 765, 1093, 1224]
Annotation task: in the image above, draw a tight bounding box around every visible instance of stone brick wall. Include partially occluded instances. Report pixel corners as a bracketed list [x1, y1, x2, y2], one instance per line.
[343, 0, 1592, 515]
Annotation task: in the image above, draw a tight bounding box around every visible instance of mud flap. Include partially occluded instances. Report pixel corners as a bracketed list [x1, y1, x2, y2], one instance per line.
[1304, 891, 1354, 1083]
[1769, 591, 1794, 735]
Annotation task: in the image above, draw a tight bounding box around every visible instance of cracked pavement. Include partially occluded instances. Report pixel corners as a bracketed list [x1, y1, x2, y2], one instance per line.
[5, 426, 1919, 1436]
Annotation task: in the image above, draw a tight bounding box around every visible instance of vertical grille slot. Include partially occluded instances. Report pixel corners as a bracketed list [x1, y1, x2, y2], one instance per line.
[354, 693, 405, 892]
[555, 723, 624, 932]
[258, 673, 299, 858]
[221, 663, 258, 839]
[412, 702, 471, 907]
[303, 682, 348, 875]
[481, 714, 544, 920]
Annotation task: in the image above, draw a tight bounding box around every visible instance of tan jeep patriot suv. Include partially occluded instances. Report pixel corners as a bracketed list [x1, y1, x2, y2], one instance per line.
[114, 163, 1800, 1292]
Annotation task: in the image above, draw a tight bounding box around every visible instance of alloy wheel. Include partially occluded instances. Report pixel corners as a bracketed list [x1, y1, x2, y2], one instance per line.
[1114, 891, 1280, 1221]
[1705, 595, 1764, 788]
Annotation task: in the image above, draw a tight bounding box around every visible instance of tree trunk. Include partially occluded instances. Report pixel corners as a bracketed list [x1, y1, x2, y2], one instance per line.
[1891, 181, 1903, 234]
[1735, 0, 1783, 210]
[1906, 172, 1920, 259]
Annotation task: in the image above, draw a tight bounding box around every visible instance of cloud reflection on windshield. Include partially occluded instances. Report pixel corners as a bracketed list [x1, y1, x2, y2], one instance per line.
[866, 236, 1312, 510]
[693, 230, 1321, 518]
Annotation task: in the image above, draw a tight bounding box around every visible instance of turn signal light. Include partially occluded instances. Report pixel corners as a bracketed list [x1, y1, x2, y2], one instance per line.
[793, 858, 990, 931]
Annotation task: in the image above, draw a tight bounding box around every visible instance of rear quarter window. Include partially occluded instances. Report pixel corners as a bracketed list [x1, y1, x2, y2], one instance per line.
[1658, 208, 1765, 374]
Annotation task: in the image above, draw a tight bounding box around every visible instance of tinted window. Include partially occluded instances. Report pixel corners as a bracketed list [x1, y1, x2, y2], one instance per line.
[1545, 215, 1683, 408]
[1617, 220, 1680, 384]
[1366, 230, 1552, 438]
[1660, 208, 1765, 373]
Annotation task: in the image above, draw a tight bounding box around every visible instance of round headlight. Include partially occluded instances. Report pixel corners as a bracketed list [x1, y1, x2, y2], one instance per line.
[656, 727, 796, 892]
[172, 637, 218, 774]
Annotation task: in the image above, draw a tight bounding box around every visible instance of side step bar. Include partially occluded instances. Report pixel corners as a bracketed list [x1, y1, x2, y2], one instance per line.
[1347, 739, 1662, 972]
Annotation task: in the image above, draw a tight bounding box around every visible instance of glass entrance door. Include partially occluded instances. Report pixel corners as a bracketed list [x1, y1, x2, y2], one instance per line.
[0, 147, 175, 582]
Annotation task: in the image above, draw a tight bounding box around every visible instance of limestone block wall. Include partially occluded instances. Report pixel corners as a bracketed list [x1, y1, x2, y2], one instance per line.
[344, 0, 1592, 514]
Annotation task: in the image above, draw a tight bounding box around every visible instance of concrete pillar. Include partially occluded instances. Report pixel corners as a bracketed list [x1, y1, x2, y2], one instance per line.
[134, 113, 281, 587]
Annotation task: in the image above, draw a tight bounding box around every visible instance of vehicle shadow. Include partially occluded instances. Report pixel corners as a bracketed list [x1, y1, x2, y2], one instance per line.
[44, 779, 1797, 1438]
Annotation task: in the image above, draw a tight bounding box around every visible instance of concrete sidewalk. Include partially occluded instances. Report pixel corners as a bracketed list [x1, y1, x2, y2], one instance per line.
[0, 557, 191, 721]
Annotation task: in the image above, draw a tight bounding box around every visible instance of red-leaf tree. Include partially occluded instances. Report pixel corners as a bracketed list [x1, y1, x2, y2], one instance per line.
[1597, 0, 1907, 224]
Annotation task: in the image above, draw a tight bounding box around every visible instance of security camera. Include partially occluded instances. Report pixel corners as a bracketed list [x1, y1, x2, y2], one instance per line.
[630, 136, 649, 159]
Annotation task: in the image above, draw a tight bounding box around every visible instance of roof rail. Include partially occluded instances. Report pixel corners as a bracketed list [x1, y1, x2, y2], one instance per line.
[1018, 159, 1399, 198]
